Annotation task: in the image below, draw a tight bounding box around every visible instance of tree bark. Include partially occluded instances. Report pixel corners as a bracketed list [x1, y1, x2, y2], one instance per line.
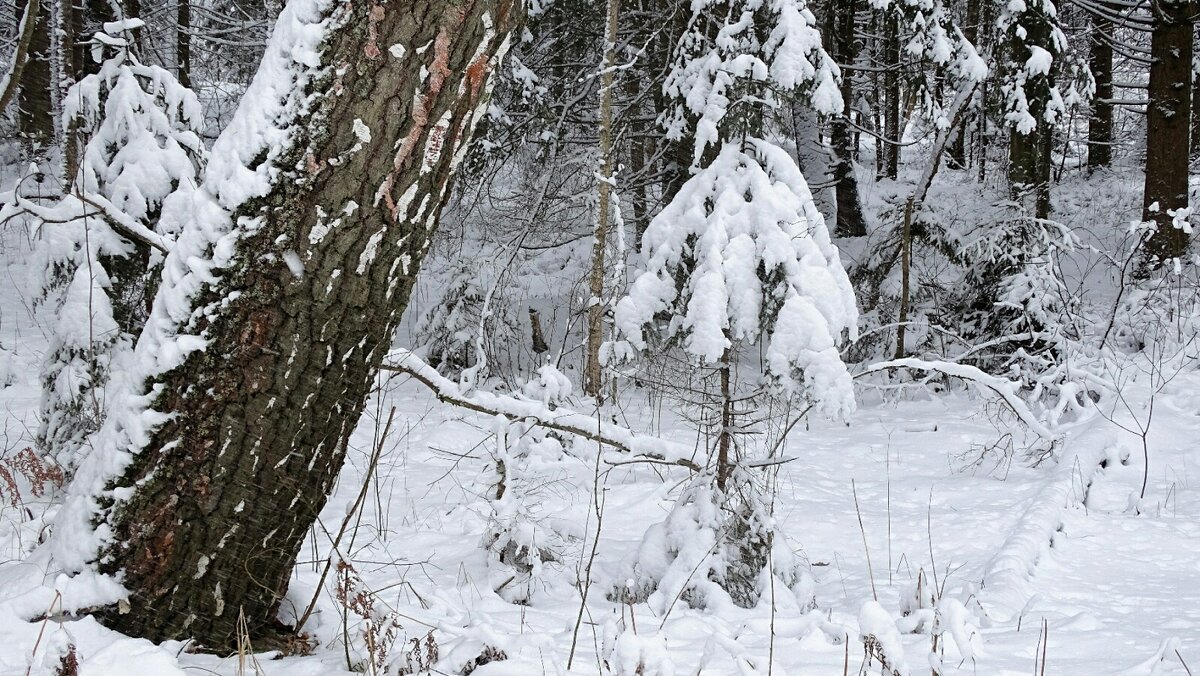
[1087, 10, 1113, 170]
[62, 0, 115, 178]
[1140, 0, 1194, 266]
[0, 0, 40, 115]
[830, 0, 866, 236]
[1191, 29, 1199, 167]
[790, 100, 835, 221]
[716, 348, 732, 492]
[15, 0, 52, 158]
[585, 0, 620, 400]
[881, 11, 899, 179]
[177, 0, 191, 88]
[1006, 5, 1056, 221]
[92, 0, 522, 650]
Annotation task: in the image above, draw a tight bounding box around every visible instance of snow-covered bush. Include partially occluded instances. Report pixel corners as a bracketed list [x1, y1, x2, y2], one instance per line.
[415, 265, 489, 378]
[957, 214, 1103, 426]
[609, 474, 818, 610]
[616, 139, 858, 415]
[22, 19, 205, 468]
[482, 419, 568, 604]
[860, 600, 910, 675]
[603, 629, 674, 676]
[609, 0, 857, 611]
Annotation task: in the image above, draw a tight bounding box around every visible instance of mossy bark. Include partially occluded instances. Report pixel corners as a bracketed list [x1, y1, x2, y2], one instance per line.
[96, 0, 522, 650]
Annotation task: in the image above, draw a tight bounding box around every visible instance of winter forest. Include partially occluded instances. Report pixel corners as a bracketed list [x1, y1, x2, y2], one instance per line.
[0, 0, 1195, 672]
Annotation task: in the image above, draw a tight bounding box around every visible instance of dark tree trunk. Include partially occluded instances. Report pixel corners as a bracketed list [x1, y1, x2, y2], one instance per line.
[62, 0, 114, 178]
[93, 0, 522, 650]
[1191, 31, 1199, 167]
[1141, 0, 1194, 265]
[830, 0, 866, 236]
[1006, 3, 1056, 221]
[177, 0, 191, 88]
[949, 0, 981, 170]
[15, 0, 52, 158]
[881, 11, 899, 179]
[1088, 11, 1113, 170]
[1009, 125, 1053, 219]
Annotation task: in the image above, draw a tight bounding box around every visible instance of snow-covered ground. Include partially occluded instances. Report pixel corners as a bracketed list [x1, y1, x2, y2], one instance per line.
[0, 167, 1197, 674]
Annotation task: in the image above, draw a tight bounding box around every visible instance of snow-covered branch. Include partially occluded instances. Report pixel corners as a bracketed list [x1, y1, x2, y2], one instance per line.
[860, 358, 1058, 440]
[381, 348, 702, 471]
[17, 193, 174, 254]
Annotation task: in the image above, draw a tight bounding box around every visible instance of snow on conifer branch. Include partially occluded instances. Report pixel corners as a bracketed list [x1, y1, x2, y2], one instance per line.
[14, 19, 205, 470]
[615, 139, 858, 416]
[663, 0, 842, 166]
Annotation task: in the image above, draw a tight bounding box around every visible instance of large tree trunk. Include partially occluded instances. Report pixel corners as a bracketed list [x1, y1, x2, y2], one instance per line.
[15, 0, 52, 158]
[1087, 10, 1113, 170]
[69, 0, 521, 650]
[1140, 0, 1193, 266]
[1006, 3, 1056, 221]
[829, 0, 866, 236]
[881, 11, 899, 179]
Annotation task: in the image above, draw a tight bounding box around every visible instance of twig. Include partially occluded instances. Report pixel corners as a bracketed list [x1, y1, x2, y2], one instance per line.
[1177, 649, 1194, 676]
[852, 479, 878, 601]
[296, 407, 396, 632]
[567, 405, 608, 669]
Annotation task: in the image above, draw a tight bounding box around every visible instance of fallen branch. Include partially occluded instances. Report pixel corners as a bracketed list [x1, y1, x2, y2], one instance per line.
[859, 357, 1058, 440]
[380, 348, 701, 472]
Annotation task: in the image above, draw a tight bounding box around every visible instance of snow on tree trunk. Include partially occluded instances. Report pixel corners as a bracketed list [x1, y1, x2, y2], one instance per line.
[51, 0, 521, 649]
[999, 0, 1067, 220]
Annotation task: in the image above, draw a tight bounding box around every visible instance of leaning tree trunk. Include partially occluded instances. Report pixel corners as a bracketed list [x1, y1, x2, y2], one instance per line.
[69, 0, 522, 650]
[1140, 0, 1193, 266]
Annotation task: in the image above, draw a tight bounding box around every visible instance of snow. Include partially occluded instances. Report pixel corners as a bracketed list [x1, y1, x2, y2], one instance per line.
[2, 211, 1200, 672]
